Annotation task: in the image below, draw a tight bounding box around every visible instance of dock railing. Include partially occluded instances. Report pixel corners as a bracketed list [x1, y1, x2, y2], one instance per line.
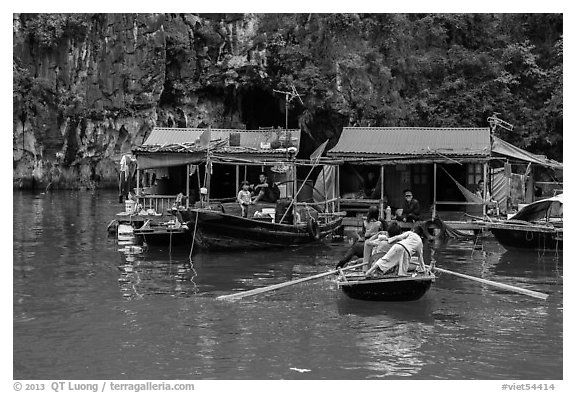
[137, 195, 179, 213]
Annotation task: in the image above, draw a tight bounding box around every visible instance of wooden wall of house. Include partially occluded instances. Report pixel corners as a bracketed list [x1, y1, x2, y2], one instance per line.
[384, 164, 432, 213]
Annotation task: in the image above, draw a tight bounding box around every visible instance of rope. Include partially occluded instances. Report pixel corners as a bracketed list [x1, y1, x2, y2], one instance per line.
[431, 215, 476, 240]
[169, 227, 173, 258]
[188, 210, 199, 265]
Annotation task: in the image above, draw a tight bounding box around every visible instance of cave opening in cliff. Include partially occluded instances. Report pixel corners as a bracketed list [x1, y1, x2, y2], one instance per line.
[239, 87, 299, 130]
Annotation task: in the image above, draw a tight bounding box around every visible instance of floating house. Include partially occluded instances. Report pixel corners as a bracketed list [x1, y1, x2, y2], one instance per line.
[129, 127, 339, 218]
[326, 127, 562, 222]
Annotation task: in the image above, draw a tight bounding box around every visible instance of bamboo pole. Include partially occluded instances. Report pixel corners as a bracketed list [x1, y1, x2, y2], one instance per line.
[322, 165, 328, 214]
[336, 165, 341, 213]
[379, 165, 385, 219]
[186, 164, 190, 208]
[197, 164, 202, 208]
[279, 164, 316, 224]
[433, 163, 437, 219]
[217, 261, 368, 301]
[235, 164, 239, 197]
[483, 162, 488, 216]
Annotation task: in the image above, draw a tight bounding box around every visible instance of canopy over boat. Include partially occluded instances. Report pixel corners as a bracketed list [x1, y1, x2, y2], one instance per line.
[511, 194, 563, 222]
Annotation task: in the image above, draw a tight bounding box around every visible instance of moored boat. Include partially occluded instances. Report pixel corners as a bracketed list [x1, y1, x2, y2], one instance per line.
[180, 207, 342, 250]
[337, 270, 435, 301]
[133, 222, 191, 247]
[487, 194, 562, 251]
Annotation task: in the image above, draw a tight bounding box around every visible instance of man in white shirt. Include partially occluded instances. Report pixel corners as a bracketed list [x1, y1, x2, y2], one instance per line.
[365, 225, 426, 277]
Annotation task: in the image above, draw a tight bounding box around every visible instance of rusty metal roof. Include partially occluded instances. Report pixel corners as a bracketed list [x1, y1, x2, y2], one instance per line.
[141, 127, 301, 155]
[328, 127, 491, 157]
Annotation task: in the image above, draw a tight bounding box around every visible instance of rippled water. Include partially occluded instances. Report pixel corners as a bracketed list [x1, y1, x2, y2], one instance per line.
[13, 190, 563, 380]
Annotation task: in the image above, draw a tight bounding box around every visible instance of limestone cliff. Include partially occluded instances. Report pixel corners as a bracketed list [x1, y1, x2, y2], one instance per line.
[13, 13, 273, 189]
[13, 13, 563, 190]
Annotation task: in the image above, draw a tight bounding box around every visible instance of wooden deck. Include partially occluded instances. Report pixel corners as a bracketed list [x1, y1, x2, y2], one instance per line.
[341, 215, 490, 236]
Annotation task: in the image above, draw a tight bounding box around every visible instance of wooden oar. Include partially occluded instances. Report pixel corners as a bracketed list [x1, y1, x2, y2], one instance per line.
[434, 266, 549, 300]
[217, 261, 368, 301]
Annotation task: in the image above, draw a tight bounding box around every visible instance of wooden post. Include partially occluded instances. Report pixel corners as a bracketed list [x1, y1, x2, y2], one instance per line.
[336, 165, 341, 213]
[483, 161, 488, 216]
[136, 168, 140, 196]
[235, 164, 240, 197]
[322, 165, 328, 214]
[432, 163, 437, 219]
[186, 164, 190, 208]
[197, 164, 202, 208]
[379, 165, 385, 219]
[206, 160, 211, 207]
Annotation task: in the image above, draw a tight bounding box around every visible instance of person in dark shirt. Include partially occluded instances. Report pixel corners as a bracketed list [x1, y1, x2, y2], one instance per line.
[336, 206, 383, 269]
[251, 172, 280, 204]
[397, 189, 420, 222]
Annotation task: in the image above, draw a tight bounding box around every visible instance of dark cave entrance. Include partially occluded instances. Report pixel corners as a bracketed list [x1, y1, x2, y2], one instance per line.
[239, 87, 300, 130]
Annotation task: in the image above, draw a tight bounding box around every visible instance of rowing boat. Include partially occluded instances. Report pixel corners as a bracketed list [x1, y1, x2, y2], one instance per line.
[337, 270, 435, 301]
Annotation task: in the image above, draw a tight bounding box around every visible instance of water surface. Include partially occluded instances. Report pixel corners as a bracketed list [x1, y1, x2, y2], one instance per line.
[13, 190, 563, 380]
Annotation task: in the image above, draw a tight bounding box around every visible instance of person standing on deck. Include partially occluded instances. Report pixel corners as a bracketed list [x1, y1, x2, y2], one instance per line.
[237, 181, 252, 218]
[397, 189, 421, 222]
[365, 225, 426, 277]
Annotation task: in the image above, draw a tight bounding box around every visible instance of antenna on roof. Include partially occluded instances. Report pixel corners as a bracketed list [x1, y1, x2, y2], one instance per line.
[273, 84, 305, 130]
[487, 112, 514, 133]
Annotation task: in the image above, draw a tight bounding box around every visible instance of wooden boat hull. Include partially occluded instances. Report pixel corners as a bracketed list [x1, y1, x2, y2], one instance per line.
[488, 194, 563, 251]
[489, 223, 562, 251]
[180, 208, 343, 250]
[338, 273, 435, 301]
[133, 227, 190, 247]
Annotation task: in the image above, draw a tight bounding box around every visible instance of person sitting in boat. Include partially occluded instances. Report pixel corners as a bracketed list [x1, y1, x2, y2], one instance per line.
[397, 189, 421, 222]
[361, 221, 402, 271]
[251, 172, 280, 204]
[336, 206, 383, 269]
[365, 224, 426, 277]
[237, 181, 252, 218]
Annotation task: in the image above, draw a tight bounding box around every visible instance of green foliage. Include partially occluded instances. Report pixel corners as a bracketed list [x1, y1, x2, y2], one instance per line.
[13, 13, 563, 163]
[22, 14, 91, 49]
[256, 13, 563, 161]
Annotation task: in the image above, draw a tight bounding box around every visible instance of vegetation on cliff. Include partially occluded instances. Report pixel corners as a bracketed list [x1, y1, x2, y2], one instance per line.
[13, 13, 562, 189]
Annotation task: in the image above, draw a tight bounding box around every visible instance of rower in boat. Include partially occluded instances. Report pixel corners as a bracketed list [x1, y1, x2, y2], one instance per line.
[365, 224, 427, 277]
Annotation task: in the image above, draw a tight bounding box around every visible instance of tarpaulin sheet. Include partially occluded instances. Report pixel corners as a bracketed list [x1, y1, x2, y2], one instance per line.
[492, 136, 562, 169]
[313, 165, 337, 202]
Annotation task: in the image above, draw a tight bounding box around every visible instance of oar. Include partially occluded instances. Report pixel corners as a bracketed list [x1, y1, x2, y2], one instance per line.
[434, 266, 549, 300]
[217, 261, 368, 301]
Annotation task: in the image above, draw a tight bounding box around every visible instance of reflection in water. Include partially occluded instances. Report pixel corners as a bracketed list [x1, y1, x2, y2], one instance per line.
[337, 297, 435, 377]
[13, 191, 563, 380]
[116, 237, 200, 300]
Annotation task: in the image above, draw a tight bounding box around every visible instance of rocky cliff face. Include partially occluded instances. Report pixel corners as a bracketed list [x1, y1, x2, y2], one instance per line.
[13, 13, 271, 189]
[15, 13, 562, 190]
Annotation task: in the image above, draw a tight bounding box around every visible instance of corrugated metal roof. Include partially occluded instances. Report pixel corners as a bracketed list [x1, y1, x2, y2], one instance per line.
[328, 127, 491, 157]
[142, 127, 301, 154]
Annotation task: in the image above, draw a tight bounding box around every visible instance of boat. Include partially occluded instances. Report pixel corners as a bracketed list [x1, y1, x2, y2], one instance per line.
[179, 206, 343, 250]
[487, 194, 563, 251]
[132, 220, 191, 247]
[122, 126, 345, 251]
[337, 270, 435, 301]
